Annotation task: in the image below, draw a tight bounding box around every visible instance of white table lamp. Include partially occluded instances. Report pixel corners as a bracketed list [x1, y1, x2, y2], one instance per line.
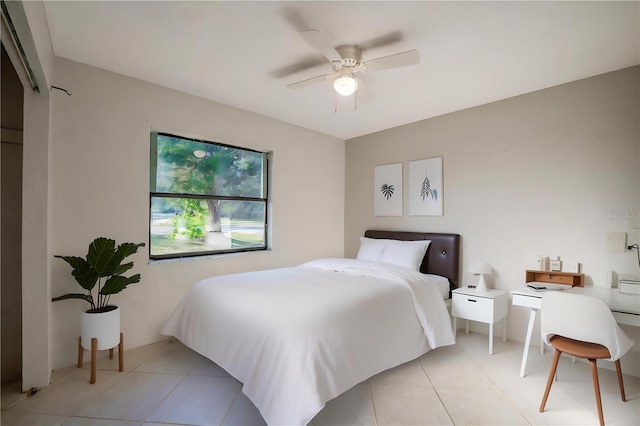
[470, 261, 491, 292]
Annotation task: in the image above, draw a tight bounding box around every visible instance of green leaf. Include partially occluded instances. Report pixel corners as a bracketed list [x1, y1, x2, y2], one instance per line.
[110, 243, 145, 275]
[100, 274, 141, 296]
[54, 255, 86, 270]
[51, 293, 94, 304]
[113, 261, 134, 276]
[116, 242, 146, 259]
[54, 255, 99, 290]
[87, 237, 119, 277]
[88, 238, 145, 277]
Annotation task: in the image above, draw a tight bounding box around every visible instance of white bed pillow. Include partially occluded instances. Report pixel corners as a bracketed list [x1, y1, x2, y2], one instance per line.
[380, 240, 431, 271]
[356, 237, 391, 262]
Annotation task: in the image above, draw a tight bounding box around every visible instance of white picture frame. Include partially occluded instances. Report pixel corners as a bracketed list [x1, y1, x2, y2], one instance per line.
[409, 157, 443, 216]
[374, 163, 403, 216]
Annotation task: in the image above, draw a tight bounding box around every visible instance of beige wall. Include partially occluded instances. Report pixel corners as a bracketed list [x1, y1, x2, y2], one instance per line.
[49, 58, 345, 369]
[345, 67, 640, 375]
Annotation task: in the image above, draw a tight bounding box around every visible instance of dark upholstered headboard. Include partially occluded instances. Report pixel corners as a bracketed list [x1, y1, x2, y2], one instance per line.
[364, 230, 461, 291]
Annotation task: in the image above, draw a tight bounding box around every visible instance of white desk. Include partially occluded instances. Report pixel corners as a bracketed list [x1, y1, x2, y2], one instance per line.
[511, 286, 640, 377]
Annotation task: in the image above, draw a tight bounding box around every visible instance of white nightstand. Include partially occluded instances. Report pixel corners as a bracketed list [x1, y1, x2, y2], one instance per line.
[452, 287, 508, 354]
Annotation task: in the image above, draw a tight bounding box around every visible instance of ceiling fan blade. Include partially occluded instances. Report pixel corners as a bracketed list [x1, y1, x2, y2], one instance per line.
[363, 50, 420, 72]
[280, 7, 309, 32]
[270, 56, 328, 78]
[287, 74, 330, 89]
[302, 30, 342, 63]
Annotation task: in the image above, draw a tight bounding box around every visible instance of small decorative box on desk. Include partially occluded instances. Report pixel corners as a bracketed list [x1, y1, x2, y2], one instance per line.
[451, 287, 508, 354]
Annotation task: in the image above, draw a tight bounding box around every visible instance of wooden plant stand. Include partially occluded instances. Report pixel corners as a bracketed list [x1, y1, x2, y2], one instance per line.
[77, 332, 124, 384]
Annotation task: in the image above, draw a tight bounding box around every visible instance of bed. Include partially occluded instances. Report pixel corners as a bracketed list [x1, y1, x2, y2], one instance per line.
[161, 230, 460, 425]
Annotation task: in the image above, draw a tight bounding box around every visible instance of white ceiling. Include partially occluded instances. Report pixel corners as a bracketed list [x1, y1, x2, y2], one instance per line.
[42, 1, 639, 140]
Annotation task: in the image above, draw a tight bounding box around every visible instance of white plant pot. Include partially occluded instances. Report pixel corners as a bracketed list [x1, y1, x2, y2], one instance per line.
[81, 305, 120, 350]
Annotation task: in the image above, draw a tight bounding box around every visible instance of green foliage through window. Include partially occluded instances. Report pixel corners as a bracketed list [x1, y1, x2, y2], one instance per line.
[150, 132, 269, 259]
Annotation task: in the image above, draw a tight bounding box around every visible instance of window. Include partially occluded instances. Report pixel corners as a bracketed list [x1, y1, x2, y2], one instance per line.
[150, 132, 269, 260]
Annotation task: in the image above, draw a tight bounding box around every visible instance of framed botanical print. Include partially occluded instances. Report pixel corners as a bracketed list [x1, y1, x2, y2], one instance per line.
[374, 163, 402, 216]
[409, 157, 443, 216]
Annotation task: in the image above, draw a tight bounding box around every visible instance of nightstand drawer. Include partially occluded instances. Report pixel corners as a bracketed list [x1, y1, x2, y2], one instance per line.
[452, 293, 495, 323]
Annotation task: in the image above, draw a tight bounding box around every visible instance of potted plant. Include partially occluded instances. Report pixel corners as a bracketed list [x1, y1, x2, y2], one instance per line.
[53, 237, 145, 352]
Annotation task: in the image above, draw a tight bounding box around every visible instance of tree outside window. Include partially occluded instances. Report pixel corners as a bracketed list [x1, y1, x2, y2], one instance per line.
[150, 132, 269, 259]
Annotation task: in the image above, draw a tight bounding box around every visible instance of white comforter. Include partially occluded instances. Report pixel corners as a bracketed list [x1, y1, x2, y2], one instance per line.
[161, 258, 454, 425]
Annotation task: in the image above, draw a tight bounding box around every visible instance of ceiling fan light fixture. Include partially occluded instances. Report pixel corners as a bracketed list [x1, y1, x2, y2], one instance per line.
[334, 76, 358, 96]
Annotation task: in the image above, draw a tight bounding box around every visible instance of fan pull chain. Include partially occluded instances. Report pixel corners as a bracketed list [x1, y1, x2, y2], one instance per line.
[333, 90, 359, 113]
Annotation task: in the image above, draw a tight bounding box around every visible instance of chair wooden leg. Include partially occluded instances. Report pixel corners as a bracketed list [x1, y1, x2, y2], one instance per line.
[589, 359, 605, 426]
[118, 332, 124, 372]
[614, 359, 626, 402]
[90, 338, 97, 384]
[77, 337, 83, 368]
[109, 348, 114, 359]
[540, 349, 562, 412]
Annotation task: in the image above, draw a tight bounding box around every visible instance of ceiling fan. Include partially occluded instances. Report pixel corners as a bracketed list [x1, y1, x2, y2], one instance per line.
[287, 30, 420, 97]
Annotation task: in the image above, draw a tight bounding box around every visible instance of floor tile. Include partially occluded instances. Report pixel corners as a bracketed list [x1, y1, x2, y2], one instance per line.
[454, 329, 511, 355]
[9, 368, 125, 416]
[436, 386, 529, 425]
[75, 372, 184, 421]
[221, 391, 267, 426]
[371, 383, 452, 425]
[61, 418, 142, 426]
[146, 375, 241, 425]
[143, 423, 193, 426]
[516, 342, 551, 377]
[189, 357, 231, 377]
[428, 341, 464, 356]
[419, 352, 494, 388]
[1, 411, 68, 426]
[134, 342, 202, 375]
[369, 359, 430, 387]
[564, 388, 640, 425]
[504, 387, 601, 425]
[312, 382, 376, 426]
[470, 351, 549, 390]
[1, 380, 26, 409]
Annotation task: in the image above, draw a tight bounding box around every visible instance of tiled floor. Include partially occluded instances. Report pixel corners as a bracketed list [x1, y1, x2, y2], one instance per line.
[2, 332, 639, 425]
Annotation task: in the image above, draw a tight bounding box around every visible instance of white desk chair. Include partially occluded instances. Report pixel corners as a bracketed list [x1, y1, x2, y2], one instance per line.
[538, 291, 634, 426]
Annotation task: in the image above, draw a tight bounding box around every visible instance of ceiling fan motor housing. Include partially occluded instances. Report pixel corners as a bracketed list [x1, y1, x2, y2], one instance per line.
[336, 45, 361, 66]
